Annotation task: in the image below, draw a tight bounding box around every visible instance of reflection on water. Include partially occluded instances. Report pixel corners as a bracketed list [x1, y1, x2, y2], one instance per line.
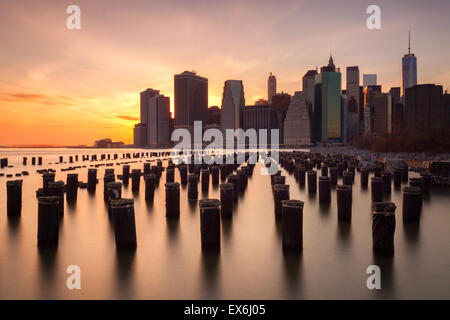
[0, 148, 450, 299]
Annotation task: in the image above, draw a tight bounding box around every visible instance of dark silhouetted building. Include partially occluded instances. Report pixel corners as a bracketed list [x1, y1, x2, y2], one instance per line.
[174, 71, 208, 134]
[268, 73, 276, 104]
[402, 31, 418, 98]
[271, 92, 291, 145]
[221, 80, 245, 136]
[314, 55, 342, 142]
[133, 88, 170, 146]
[208, 106, 221, 125]
[243, 104, 280, 146]
[404, 84, 444, 132]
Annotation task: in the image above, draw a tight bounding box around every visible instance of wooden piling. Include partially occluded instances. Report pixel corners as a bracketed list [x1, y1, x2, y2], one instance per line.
[165, 182, 180, 218]
[66, 173, 78, 202]
[274, 184, 290, 219]
[372, 202, 396, 253]
[48, 180, 64, 217]
[131, 169, 141, 192]
[319, 176, 331, 203]
[307, 170, 317, 194]
[111, 199, 137, 250]
[144, 174, 156, 202]
[371, 177, 384, 202]
[7, 180, 23, 217]
[37, 196, 60, 247]
[337, 185, 352, 221]
[402, 186, 421, 222]
[87, 168, 97, 192]
[107, 182, 122, 217]
[220, 183, 234, 218]
[200, 199, 221, 251]
[188, 174, 198, 200]
[281, 200, 304, 251]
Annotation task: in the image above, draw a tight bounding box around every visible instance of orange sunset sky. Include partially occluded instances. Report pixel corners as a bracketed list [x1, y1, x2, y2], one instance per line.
[1, 0, 449, 146]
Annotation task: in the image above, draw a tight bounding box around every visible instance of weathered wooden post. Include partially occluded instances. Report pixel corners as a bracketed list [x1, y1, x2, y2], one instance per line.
[200, 199, 221, 251]
[24, 157, 29, 165]
[131, 169, 141, 192]
[307, 170, 317, 194]
[329, 167, 338, 186]
[337, 162, 344, 177]
[220, 183, 234, 218]
[7, 180, 23, 217]
[201, 168, 210, 192]
[122, 165, 130, 185]
[143, 163, 151, 175]
[166, 167, 175, 183]
[321, 165, 328, 177]
[402, 186, 421, 222]
[211, 165, 220, 186]
[343, 171, 353, 186]
[374, 165, 383, 178]
[281, 200, 304, 251]
[66, 173, 79, 202]
[150, 165, 160, 184]
[179, 164, 188, 185]
[371, 177, 384, 202]
[87, 168, 97, 192]
[401, 165, 409, 182]
[144, 174, 156, 202]
[38, 156, 43, 165]
[37, 196, 60, 247]
[227, 174, 239, 202]
[107, 182, 122, 217]
[111, 199, 137, 250]
[188, 174, 198, 200]
[103, 173, 115, 201]
[421, 173, 431, 194]
[165, 182, 180, 218]
[393, 169, 402, 188]
[48, 181, 64, 217]
[59, 156, 63, 163]
[372, 202, 396, 253]
[43, 172, 55, 195]
[274, 184, 290, 219]
[236, 169, 246, 192]
[337, 185, 352, 221]
[319, 176, 331, 203]
[382, 172, 392, 194]
[360, 168, 369, 187]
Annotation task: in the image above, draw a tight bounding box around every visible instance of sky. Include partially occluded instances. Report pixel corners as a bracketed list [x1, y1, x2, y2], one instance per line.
[1, 0, 449, 146]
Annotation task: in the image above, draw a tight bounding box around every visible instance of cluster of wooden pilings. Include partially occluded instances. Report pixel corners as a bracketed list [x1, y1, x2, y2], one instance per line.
[0, 149, 441, 256]
[26, 151, 257, 252]
[272, 151, 432, 255]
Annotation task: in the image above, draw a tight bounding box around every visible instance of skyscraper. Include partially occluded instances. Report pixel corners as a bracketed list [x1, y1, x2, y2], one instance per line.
[405, 84, 444, 132]
[268, 73, 276, 104]
[284, 91, 312, 146]
[402, 31, 418, 98]
[133, 88, 170, 146]
[221, 80, 245, 135]
[174, 71, 208, 135]
[302, 70, 318, 111]
[363, 74, 377, 89]
[346, 66, 360, 110]
[363, 86, 391, 136]
[314, 55, 342, 142]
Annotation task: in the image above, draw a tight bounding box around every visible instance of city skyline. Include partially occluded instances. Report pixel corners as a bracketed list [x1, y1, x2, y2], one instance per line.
[1, 0, 450, 145]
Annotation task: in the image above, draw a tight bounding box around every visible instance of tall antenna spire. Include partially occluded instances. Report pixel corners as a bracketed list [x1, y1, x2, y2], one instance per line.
[408, 30, 411, 54]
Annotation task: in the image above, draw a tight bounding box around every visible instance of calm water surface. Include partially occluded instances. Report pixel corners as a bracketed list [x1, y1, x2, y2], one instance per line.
[0, 148, 449, 299]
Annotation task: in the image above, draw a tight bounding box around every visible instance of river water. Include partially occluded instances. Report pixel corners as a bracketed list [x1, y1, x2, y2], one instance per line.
[0, 148, 449, 299]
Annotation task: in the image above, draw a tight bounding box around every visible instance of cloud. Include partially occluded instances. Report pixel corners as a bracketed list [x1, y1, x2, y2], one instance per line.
[116, 114, 139, 121]
[0, 92, 77, 105]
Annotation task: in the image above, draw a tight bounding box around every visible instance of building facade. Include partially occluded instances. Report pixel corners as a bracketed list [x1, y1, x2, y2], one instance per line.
[404, 84, 444, 132]
[221, 80, 245, 136]
[243, 104, 280, 146]
[363, 74, 377, 89]
[134, 88, 170, 147]
[174, 71, 208, 134]
[268, 73, 276, 104]
[402, 32, 418, 98]
[314, 55, 342, 142]
[284, 91, 312, 146]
